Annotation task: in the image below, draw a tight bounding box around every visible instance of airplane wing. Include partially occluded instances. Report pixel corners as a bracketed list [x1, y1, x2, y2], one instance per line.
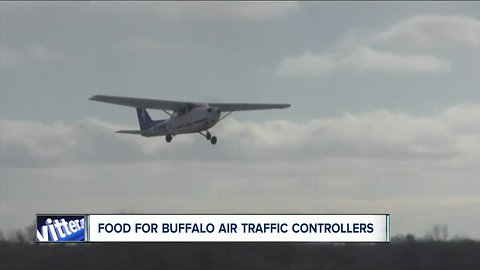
[89, 95, 290, 111]
[89, 95, 188, 111]
[116, 130, 146, 135]
[208, 103, 290, 111]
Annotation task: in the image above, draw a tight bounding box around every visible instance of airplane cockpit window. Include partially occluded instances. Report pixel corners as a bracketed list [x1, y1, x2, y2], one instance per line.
[176, 104, 194, 116]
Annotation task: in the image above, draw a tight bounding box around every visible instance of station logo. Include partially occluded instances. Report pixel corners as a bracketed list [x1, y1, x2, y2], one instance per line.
[36, 215, 86, 242]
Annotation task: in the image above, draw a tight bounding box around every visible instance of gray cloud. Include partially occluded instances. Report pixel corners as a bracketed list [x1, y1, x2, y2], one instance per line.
[0, 47, 22, 66]
[79, 1, 300, 21]
[275, 14, 480, 76]
[155, 2, 300, 20]
[276, 47, 451, 76]
[374, 15, 480, 49]
[114, 38, 167, 53]
[1, 105, 478, 167]
[0, 45, 67, 67]
[276, 52, 337, 76]
[26, 45, 67, 61]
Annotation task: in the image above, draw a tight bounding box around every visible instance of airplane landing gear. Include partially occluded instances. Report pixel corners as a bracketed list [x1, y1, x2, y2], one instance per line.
[166, 134, 173, 143]
[199, 131, 217, 145]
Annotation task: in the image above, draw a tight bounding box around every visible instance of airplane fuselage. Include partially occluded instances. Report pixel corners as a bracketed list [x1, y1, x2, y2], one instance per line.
[141, 106, 221, 137]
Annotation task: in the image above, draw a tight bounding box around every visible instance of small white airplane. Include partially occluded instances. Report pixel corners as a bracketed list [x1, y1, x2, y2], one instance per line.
[89, 95, 290, 145]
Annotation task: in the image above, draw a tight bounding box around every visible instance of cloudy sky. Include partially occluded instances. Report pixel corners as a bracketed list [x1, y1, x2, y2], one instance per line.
[1, 1, 479, 239]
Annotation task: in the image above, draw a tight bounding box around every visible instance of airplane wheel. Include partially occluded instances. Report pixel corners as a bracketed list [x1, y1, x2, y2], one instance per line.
[206, 131, 212, 140]
[166, 134, 173, 143]
[210, 136, 217, 145]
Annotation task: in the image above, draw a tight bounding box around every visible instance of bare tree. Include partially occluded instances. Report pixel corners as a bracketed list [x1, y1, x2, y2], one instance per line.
[441, 224, 449, 241]
[8, 222, 35, 244]
[432, 224, 441, 241]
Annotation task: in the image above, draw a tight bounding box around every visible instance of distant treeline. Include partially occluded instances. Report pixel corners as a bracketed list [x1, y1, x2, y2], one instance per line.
[1, 238, 479, 269]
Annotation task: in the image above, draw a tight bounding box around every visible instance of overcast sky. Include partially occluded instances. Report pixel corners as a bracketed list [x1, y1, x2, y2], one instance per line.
[1, 1, 479, 239]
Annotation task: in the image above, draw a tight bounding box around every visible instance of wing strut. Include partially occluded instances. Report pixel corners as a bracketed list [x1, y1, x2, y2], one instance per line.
[219, 111, 233, 122]
[162, 110, 173, 117]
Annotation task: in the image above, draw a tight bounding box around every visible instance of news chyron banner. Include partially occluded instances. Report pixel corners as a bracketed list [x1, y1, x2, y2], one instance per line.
[37, 214, 390, 243]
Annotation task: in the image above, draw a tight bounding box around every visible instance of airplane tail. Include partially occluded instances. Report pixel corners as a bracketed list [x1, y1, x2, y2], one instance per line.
[136, 108, 155, 130]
